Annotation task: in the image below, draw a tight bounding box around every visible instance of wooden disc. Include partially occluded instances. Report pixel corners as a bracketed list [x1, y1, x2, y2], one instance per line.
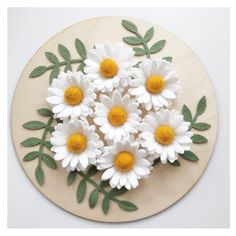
[11, 16, 217, 222]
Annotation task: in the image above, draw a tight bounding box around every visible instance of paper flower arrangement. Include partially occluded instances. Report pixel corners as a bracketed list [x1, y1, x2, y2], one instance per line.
[21, 19, 211, 215]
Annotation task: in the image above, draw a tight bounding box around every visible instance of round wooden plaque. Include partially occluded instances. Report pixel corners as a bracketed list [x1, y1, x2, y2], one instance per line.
[11, 16, 217, 222]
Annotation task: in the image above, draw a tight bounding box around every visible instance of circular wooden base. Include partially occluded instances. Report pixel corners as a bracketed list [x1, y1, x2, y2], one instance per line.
[11, 16, 217, 222]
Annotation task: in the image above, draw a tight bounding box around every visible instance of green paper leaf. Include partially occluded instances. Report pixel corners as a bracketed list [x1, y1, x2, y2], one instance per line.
[118, 201, 138, 212]
[58, 44, 71, 60]
[133, 61, 141, 68]
[64, 63, 72, 72]
[44, 141, 52, 151]
[41, 153, 57, 169]
[23, 151, 39, 161]
[122, 20, 138, 33]
[123, 36, 142, 45]
[180, 151, 199, 162]
[49, 66, 60, 84]
[109, 187, 128, 196]
[144, 27, 154, 42]
[30, 66, 48, 78]
[86, 166, 98, 177]
[193, 122, 211, 131]
[75, 39, 87, 59]
[23, 121, 46, 130]
[149, 40, 166, 54]
[77, 62, 85, 72]
[89, 189, 99, 209]
[168, 160, 181, 166]
[48, 127, 55, 133]
[37, 108, 52, 117]
[67, 171, 77, 185]
[45, 52, 59, 64]
[77, 179, 86, 203]
[21, 137, 41, 147]
[102, 195, 110, 214]
[163, 57, 172, 62]
[196, 96, 206, 116]
[35, 166, 44, 186]
[133, 47, 146, 56]
[182, 105, 193, 122]
[99, 180, 110, 188]
[191, 134, 208, 144]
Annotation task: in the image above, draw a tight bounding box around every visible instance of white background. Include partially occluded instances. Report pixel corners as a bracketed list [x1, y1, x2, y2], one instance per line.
[8, 8, 229, 228]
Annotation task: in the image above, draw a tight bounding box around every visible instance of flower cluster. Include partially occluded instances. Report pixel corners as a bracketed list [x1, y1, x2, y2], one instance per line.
[47, 42, 193, 190]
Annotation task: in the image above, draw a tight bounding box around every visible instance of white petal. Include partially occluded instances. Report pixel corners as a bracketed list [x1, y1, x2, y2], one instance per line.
[101, 167, 116, 180]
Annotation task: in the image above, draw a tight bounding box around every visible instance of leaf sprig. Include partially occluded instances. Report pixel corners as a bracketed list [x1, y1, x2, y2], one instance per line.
[21, 108, 57, 185]
[29, 39, 87, 84]
[122, 19, 172, 62]
[68, 166, 138, 215]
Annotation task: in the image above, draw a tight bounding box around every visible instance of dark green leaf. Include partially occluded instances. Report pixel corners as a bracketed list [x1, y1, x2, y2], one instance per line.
[191, 134, 208, 144]
[21, 137, 41, 147]
[67, 171, 77, 185]
[30, 66, 48, 78]
[48, 127, 55, 133]
[23, 151, 39, 161]
[37, 108, 52, 117]
[168, 160, 181, 166]
[86, 166, 98, 177]
[182, 105, 193, 122]
[77, 62, 85, 72]
[35, 166, 44, 186]
[64, 63, 72, 72]
[99, 180, 110, 188]
[77, 179, 86, 203]
[44, 141, 52, 151]
[89, 189, 99, 208]
[55, 118, 63, 123]
[45, 52, 59, 64]
[118, 201, 138, 211]
[163, 57, 172, 62]
[180, 151, 199, 162]
[109, 187, 128, 196]
[193, 122, 211, 131]
[149, 40, 166, 54]
[196, 96, 206, 116]
[133, 61, 141, 68]
[49, 66, 60, 84]
[133, 47, 146, 56]
[144, 27, 154, 42]
[122, 20, 138, 33]
[123, 36, 142, 45]
[102, 195, 110, 214]
[23, 121, 46, 130]
[41, 153, 57, 169]
[58, 44, 71, 60]
[75, 39, 87, 59]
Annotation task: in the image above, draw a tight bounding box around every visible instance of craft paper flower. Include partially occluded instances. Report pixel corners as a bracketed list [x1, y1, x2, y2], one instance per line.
[97, 140, 152, 190]
[139, 109, 193, 164]
[51, 119, 103, 171]
[46, 71, 96, 120]
[84, 42, 135, 93]
[94, 90, 141, 141]
[129, 59, 179, 110]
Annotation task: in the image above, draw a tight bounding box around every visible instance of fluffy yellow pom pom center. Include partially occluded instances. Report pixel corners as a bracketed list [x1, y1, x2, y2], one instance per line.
[108, 106, 127, 126]
[64, 86, 83, 105]
[145, 75, 165, 94]
[67, 133, 87, 153]
[99, 58, 118, 78]
[115, 151, 135, 172]
[155, 125, 175, 145]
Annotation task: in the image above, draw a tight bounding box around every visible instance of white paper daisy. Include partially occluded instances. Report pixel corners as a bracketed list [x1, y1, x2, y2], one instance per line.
[97, 140, 152, 190]
[94, 90, 141, 141]
[84, 42, 135, 93]
[139, 109, 193, 164]
[51, 119, 103, 171]
[46, 71, 96, 120]
[129, 59, 179, 110]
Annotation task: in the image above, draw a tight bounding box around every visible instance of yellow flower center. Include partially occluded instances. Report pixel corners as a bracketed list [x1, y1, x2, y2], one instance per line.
[145, 75, 165, 94]
[155, 125, 175, 145]
[99, 58, 118, 78]
[67, 133, 87, 153]
[108, 106, 127, 126]
[64, 86, 83, 105]
[114, 151, 135, 172]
